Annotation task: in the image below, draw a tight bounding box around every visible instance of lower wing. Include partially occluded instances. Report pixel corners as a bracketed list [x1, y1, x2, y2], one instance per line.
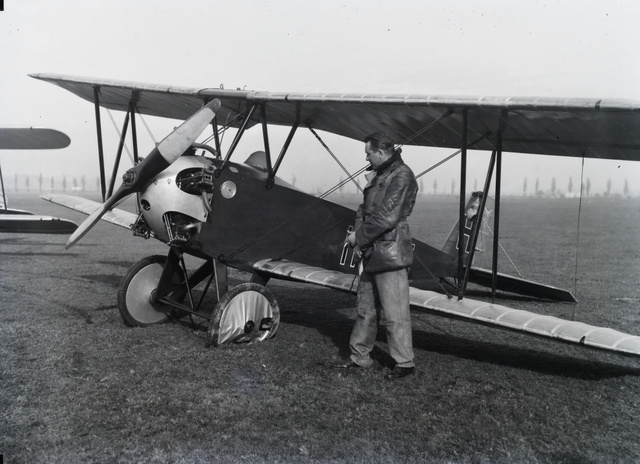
[254, 259, 640, 358]
[40, 194, 138, 230]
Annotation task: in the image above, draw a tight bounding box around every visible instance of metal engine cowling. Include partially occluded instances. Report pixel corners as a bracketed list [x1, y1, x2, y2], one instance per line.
[138, 155, 214, 244]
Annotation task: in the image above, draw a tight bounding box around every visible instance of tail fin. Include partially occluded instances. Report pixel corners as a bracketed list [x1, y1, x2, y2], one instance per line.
[441, 192, 494, 265]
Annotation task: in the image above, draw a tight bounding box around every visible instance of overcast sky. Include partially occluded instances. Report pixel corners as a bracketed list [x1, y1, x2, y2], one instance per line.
[1, 0, 639, 196]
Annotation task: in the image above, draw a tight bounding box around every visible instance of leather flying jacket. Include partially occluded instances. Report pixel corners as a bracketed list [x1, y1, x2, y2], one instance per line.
[354, 152, 418, 272]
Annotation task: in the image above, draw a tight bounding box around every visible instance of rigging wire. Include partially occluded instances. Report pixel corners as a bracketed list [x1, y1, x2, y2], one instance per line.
[414, 149, 461, 180]
[201, 111, 239, 152]
[396, 109, 454, 148]
[106, 108, 134, 165]
[413, 133, 491, 180]
[483, 216, 523, 278]
[308, 126, 364, 193]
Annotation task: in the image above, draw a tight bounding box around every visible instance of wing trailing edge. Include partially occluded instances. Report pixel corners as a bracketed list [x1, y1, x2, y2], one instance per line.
[253, 259, 640, 358]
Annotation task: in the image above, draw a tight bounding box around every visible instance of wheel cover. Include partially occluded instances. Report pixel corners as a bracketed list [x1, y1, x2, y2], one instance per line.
[124, 262, 168, 325]
[209, 283, 280, 346]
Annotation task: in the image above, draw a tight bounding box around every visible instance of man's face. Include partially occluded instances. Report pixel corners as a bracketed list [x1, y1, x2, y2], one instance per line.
[365, 142, 384, 169]
[465, 198, 480, 220]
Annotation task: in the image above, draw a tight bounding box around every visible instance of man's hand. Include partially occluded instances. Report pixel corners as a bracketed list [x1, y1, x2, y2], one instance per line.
[347, 232, 362, 259]
[347, 231, 356, 247]
[354, 245, 362, 260]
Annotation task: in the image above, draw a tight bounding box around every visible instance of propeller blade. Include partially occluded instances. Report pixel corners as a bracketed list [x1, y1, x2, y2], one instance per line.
[65, 99, 221, 249]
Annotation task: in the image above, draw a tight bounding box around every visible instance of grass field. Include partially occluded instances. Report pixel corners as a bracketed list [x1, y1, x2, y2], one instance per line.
[1, 193, 639, 463]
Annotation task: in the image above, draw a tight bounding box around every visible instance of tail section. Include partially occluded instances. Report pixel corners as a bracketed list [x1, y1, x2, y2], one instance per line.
[441, 191, 494, 264]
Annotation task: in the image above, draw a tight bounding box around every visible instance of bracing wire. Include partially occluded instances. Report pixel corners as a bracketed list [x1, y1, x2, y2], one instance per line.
[396, 109, 454, 148]
[308, 126, 364, 193]
[484, 220, 523, 278]
[137, 111, 158, 145]
[106, 109, 134, 165]
[201, 111, 239, 151]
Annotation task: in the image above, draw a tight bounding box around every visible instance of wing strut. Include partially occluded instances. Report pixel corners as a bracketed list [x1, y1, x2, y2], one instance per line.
[260, 103, 297, 189]
[259, 103, 274, 185]
[93, 86, 107, 202]
[215, 104, 258, 176]
[491, 138, 503, 301]
[107, 108, 130, 198]
[457, 109, 468, 293]
[130, 94, 140, 164]
[211, 115, 221, 158]
[459, 134, 502, 299]
[269, 120, 299, 188]
[106, 91, 141, 199]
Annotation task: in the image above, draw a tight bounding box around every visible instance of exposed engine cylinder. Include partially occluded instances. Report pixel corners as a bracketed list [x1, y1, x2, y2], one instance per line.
[137, 155, 214, 244]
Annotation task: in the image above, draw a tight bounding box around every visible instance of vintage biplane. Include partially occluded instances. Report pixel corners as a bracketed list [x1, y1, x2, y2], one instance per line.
[30, 73, 640, 357]
[0, 127, 77, 234]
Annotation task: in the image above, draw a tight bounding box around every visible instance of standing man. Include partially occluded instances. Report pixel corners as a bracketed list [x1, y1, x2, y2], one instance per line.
[333, 132, 418, 380]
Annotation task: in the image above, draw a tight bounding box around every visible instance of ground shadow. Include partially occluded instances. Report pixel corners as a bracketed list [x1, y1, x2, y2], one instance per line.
[271, 283, 640, 380]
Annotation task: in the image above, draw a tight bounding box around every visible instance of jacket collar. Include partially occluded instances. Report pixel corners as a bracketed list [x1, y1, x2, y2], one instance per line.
[373, 149, 402, 176]
[365, 150, 403, 185]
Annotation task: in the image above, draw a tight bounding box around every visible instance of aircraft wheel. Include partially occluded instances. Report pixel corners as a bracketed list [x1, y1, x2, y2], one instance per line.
[208, 283, 280, 347]
[118, 255, 175, 327]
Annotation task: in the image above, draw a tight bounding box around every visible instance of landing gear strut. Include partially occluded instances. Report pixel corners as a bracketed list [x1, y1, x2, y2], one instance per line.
[117, 251, 280, 346]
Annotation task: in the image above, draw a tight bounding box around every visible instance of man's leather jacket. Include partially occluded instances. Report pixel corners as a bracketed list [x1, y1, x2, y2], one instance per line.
[354, 154, 418, 272]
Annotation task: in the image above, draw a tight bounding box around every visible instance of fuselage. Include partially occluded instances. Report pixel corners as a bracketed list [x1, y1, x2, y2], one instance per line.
[139, 153, 455, 279]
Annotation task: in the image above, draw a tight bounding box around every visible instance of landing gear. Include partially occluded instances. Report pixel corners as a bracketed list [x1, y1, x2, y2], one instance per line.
[208, 283, 280, 347]
[118, 252, 280, 346]
[117, 255, 177, 327]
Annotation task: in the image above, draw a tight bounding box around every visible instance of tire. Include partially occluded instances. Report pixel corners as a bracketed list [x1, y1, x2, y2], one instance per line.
[208, 282, 280, 347]
[117, 255, 177, 327]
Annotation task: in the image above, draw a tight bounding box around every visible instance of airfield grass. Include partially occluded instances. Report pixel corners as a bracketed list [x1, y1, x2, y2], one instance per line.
[1, 193, 640, 463]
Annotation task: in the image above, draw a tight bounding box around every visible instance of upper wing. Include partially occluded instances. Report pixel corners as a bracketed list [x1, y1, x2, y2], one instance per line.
[0, 127, 70, 150]
[30, 73, 640, 161]
[254, 258, 640, 357]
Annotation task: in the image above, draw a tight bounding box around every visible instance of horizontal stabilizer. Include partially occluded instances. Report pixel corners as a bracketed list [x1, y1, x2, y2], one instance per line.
[40, 194, 138, 231]
[254, 259, 640, 358]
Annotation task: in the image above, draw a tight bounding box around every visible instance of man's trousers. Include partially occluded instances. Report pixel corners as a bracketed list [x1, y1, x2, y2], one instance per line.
[349, 267, 415, 368]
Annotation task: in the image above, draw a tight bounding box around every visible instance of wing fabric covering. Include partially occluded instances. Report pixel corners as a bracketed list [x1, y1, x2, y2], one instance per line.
[30, 73, 640, 161]
[0, 127, 71, 150]
[254, 259, 640, 357]
[0, 215, 77, 234]
[41, 194, 138, 231]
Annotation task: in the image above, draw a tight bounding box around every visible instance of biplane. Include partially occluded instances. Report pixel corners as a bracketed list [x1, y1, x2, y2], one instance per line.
[0, 127, 77, 234]
[30, 73, 640, 356]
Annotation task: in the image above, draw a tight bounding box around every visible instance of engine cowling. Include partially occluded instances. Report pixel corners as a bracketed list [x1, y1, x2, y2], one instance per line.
[138, 155, 214, 244]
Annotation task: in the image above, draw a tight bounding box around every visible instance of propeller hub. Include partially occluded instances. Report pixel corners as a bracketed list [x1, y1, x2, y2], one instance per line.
[122, 168, 137, 187]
